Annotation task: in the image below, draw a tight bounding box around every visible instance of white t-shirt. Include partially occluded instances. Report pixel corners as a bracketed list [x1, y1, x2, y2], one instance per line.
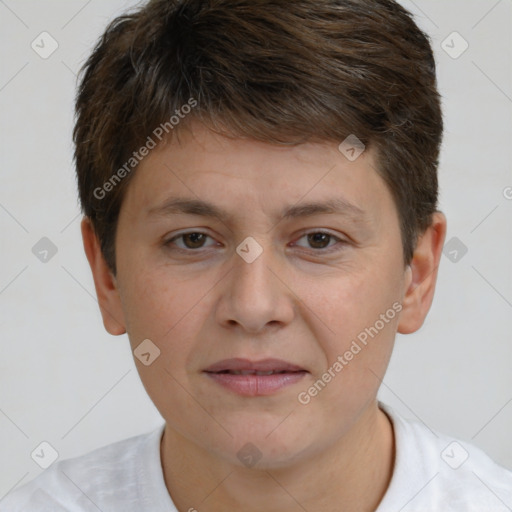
[2, 402, 511, 511]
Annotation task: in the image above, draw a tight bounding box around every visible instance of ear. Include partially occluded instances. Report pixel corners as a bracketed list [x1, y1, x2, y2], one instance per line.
[81, 217, 127, 335]
[397, 211, 447, 334]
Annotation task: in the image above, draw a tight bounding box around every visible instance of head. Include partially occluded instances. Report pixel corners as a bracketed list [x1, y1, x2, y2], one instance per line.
[77, 0, 446, 468]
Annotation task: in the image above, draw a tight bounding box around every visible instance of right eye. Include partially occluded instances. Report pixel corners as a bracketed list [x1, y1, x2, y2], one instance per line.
[164, 231, 219, 251]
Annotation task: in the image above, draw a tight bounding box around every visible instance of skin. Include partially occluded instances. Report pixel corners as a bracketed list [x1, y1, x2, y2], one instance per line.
[82, 121, 446, 512]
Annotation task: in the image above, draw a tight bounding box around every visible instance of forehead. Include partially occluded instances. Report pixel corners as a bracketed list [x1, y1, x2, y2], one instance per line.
[120, 123, 395, 227]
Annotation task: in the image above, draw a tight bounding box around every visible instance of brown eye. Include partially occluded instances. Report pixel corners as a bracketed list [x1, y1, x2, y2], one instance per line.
[293, 231, 348, 253]
[182, 233, 208, 249]
[307, 232, 332, 249]
[165, 232, 216, 251]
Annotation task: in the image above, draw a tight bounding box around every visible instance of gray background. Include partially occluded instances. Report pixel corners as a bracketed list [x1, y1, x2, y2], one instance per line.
[1, 0, 511, 497]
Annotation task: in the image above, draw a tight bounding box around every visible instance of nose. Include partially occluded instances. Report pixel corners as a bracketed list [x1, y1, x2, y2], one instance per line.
[215, 239, 295, 334]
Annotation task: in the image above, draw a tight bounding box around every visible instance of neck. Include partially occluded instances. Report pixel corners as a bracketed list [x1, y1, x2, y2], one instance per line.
[160, 401, 395, 512]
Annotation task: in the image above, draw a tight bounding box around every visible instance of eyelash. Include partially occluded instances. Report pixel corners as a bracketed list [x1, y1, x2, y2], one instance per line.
[164, 230, 348, 254]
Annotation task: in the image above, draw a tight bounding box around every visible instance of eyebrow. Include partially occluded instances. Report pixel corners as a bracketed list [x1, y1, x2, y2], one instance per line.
[147, 196, 369, 226]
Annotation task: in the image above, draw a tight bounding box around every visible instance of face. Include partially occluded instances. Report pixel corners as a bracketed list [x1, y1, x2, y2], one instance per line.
[85, 122, 442, 469]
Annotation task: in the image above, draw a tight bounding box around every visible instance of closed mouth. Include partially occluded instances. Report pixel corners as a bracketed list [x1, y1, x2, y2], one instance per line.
[210, 369, 305, 376]
[203, 358, 307, 396]
[203, 358, 307, 374]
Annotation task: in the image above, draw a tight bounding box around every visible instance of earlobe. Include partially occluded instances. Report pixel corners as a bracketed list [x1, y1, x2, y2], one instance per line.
[397, 212, 447, 335]
[80, 217, 127, 336]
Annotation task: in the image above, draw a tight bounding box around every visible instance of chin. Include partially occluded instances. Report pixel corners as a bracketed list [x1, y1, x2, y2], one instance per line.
[212, 420, 318, 470]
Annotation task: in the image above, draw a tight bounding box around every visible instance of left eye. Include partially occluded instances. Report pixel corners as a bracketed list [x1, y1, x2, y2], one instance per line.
[294, 231, 344, 250]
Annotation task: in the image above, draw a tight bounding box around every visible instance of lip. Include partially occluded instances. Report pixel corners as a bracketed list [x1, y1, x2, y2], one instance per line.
[204, 358, 305, 373]
[203, 358, 308, 397]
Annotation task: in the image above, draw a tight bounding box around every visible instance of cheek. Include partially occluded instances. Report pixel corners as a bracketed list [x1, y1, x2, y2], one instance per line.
[300, 263, 401, 344]
[119, 264, 209, 353]
[118, 268, 213, 432]
[292, 263, 400, 399]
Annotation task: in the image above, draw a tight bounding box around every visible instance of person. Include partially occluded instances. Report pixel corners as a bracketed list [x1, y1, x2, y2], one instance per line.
[2, 0, 511, 510]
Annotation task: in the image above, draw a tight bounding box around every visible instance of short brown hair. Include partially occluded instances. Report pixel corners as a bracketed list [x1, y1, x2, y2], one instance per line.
[74, 0, 443, 275]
